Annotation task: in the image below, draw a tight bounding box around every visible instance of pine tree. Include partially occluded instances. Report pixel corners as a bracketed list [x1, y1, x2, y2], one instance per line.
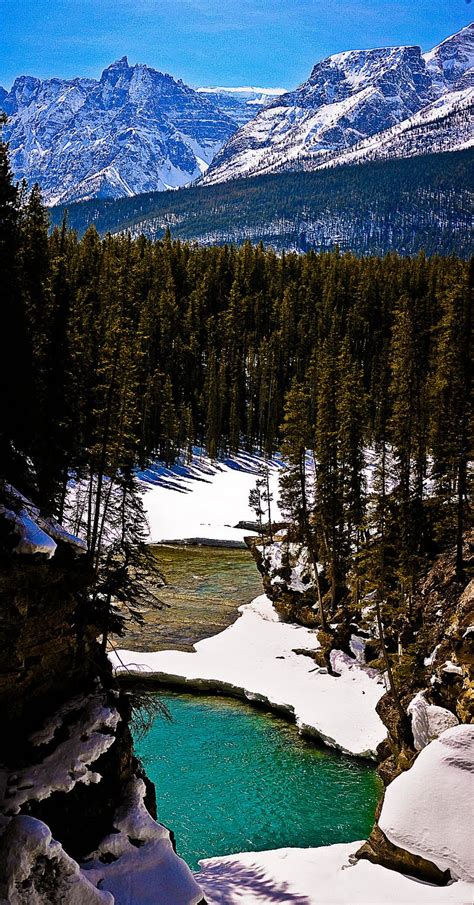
[279, 380, 325, 627]
[389, 292, 426, 609]
[204, 351, 220, 460]
[337, 338, 367, 609]
[0, 115, 34, 487]
[314, 322, 345, 611]
[428, 277, 472, 576]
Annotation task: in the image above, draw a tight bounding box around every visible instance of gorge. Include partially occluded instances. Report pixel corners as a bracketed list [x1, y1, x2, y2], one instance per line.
[0, 130, 471, 902]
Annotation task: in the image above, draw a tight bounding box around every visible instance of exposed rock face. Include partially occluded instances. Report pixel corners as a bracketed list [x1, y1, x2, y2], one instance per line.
[203, 25, 473, 185]
[246, 535, 360, 672]
[1, 59, 238, 204]
[0, 815, 113, 905]
[356, 820, 451, 886]
[0, 542, 98, 752]
[359, 725, 474, 885]
[0, 500, 204, 904]
[356, 540, 473, 887]
[246, 536, 321, 627]
[0, 490, 107, 738]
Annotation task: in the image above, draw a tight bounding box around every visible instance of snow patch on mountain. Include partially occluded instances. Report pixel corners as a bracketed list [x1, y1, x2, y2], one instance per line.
[202, 25, 474, 185]
[1, 58, 238, 204]
[197, 87, 287, 126]
[310, 86, 474, 170]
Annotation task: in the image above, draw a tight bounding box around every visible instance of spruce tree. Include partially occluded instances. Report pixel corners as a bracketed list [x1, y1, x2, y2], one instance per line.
[279, 380, 325, 627]
[0, 116, 33, 488]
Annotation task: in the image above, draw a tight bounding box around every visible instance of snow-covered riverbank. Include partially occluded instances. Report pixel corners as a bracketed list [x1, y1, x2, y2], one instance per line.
[111, 594, 387, 758]
[196, 724, 474, 904]
[139, 451, 282, 545]
[122, 455, 474, 905]
[196, 841, 474, 905]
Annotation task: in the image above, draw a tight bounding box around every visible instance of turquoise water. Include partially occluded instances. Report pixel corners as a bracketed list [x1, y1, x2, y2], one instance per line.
[134, 692, 381, 870]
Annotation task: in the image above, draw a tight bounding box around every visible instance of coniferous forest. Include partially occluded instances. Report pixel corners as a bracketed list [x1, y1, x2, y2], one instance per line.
[1, 6, 474, 898]
[50, 148, 474, 258]
[1, 122, 472, 650]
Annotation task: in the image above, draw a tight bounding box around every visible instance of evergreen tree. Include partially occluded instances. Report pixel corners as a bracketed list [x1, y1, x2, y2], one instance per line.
[279, 380, 325, 627]
[428, 277, 472, 576]
[0, 115, 34, 488]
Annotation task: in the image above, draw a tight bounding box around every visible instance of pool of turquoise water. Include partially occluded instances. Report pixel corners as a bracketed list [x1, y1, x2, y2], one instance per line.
[134, 691, 382, 871]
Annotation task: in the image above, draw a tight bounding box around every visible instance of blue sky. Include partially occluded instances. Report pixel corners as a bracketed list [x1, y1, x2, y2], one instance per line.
[1, 0, 472, 90]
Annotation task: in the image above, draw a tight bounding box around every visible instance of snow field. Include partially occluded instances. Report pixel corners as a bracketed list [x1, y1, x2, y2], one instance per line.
[140, 451, 282, 544]
[111, 594, 387, 758]
[196, 842, 474, 905]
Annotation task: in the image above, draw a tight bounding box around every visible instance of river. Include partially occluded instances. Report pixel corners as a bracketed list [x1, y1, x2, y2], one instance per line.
[128, 545, 381, 871]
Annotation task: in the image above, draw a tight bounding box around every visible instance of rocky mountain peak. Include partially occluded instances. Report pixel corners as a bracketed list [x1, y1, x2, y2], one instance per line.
[202, 25, 473, 186]
[0, 60, 242, 204]
[424, 23, 474, 88]
[100, 55, 130, 76]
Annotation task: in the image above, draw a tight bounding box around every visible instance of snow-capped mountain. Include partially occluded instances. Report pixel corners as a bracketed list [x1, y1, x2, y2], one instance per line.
[202, 24, 474, 185]
[310, 86, 473, 171]
[0, 58, 239, 204]
[424, 22, 474, 89]
[1, 25, 472, 203]
[197, 87, 287, 126]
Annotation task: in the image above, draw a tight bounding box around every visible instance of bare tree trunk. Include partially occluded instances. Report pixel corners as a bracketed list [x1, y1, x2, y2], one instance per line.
[300, 451, 326, 630]
[265, 462, 273, 542]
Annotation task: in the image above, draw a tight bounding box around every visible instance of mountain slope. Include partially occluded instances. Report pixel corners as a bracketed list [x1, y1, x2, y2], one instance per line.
[49, 149, 474, 259]
[293, 86, 473, 171]
[424, 22, 474, 89]
[202, 25, 474, 185]
[1, 58, 238, 204]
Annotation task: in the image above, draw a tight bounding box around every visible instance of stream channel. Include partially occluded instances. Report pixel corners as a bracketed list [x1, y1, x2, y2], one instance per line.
[126, 545, 381, 871]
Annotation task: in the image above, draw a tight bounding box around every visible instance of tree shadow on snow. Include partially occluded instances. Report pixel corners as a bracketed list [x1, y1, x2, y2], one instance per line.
[197, 859, 312, 904]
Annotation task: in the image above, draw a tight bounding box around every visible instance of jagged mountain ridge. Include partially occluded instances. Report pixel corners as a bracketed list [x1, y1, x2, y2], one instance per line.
[0, 62, 285, 204]
[0, 58, 242, 204]
[202, 24, 474, 184]
[1, 25, 472, 202]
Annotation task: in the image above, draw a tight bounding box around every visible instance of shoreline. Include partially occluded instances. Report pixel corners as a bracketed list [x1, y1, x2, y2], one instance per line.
[119, 670, 380, 762]
[111, 595, 387, 760]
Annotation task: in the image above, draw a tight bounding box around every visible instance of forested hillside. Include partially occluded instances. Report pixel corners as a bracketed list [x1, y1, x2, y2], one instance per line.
[50, 149, 474, 257]
[3, 108, 471, 598]
[1, 118, 472, 789]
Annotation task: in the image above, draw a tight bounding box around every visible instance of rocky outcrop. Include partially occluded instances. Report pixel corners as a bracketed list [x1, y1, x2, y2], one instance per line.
[374, 533, 474, 784]
[359, 725, 474, 885]
[246, 535, 369, 673]
[356, 538, 474, 887]
[0, 815, 113, 905]
[246, 536, 322, 627]
[0, 549, 102, 751]
[0, 496, 204, 904]
[356, 820, 451, 885]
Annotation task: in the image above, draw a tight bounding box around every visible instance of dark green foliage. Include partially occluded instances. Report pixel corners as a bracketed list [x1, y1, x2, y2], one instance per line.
[0, 131, 470, 659]
[50, 150, 474, 259]
[0, 117, 35, 489]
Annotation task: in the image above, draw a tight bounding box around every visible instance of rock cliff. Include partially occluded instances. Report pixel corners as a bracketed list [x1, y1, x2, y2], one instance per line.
[247, 528, 473, 885]
[0, 492, 204, 904]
